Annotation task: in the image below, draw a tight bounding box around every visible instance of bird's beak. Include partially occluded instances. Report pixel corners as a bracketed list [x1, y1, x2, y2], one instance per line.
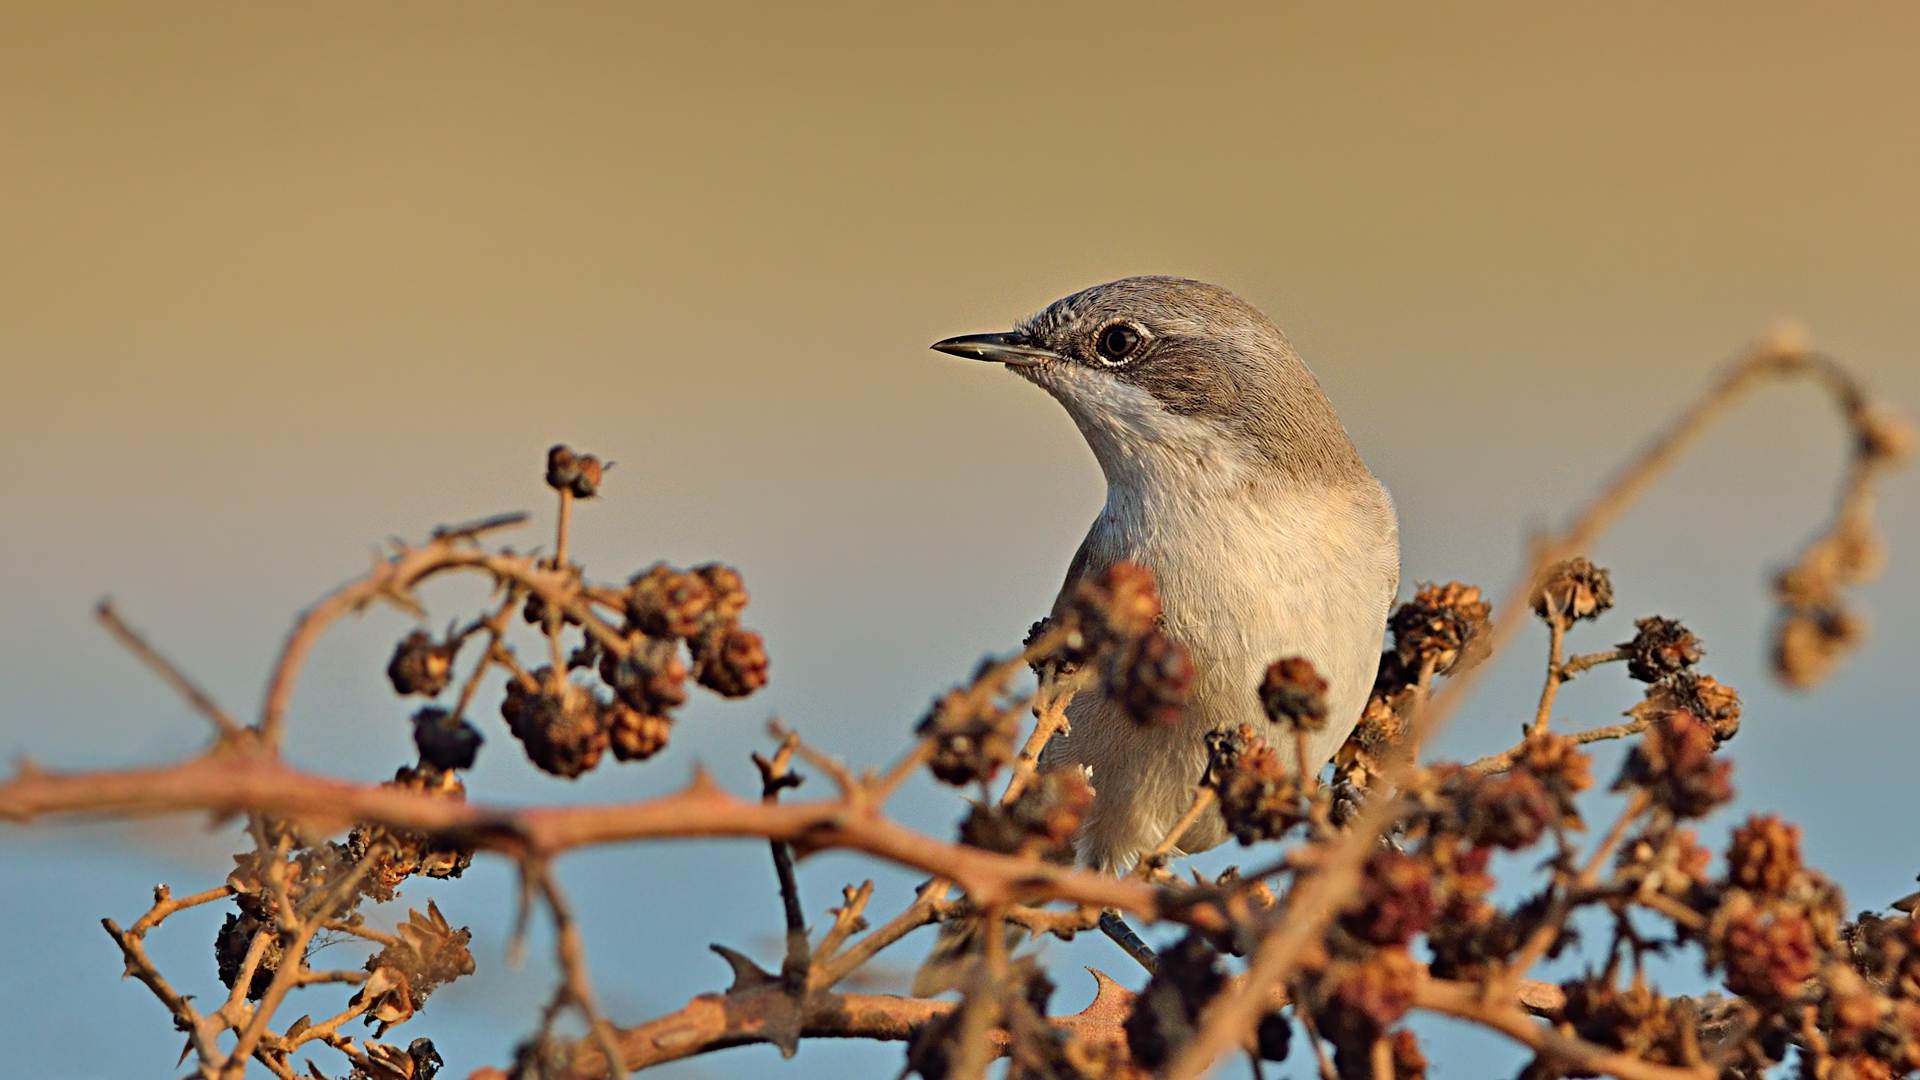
[929, 331, 1058, 368]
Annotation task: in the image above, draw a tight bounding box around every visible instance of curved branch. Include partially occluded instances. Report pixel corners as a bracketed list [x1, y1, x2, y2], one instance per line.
[0, 752, 1187, 924]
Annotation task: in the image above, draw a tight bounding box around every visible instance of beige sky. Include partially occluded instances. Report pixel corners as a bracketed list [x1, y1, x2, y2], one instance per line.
[2, 5, 1917, 1077]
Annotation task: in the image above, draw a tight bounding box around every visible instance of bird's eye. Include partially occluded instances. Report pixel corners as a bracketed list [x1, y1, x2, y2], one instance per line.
[1095, 323, 1143, 364]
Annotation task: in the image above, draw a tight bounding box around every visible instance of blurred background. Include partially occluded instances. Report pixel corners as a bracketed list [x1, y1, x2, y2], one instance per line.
[3, 4, 1917, 1077]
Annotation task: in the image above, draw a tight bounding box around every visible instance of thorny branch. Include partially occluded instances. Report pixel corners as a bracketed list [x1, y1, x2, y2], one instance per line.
[2, 335, 1914, 1080]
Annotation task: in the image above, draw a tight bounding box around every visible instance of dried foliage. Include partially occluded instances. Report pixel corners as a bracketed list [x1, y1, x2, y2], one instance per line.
[1, 335, 1914, 1080]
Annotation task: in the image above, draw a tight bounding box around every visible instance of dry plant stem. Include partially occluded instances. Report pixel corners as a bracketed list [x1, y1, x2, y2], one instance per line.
[812, 888, 956, 990]
[96, 601, 244, 739]
[555, 487, 574, 571]
[103, 916, 222, 1069]
[260, 524, 638, 751]
[1132, 787, 1217, 880]
[1503, 789, 1652, 995]
[1466, 717, 1654, 775]
[811, 880, 875, 966]
[1288, 982, 1339, 1080]
[1530, 612, 1568, 735]
[1001, 672, 1078, 806]
[534, 865, 632, 1080]
[1416, 977, 1712, 1080]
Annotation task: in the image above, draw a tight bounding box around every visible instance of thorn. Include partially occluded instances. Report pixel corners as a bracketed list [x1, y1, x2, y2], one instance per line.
[709, 944, 776, 992]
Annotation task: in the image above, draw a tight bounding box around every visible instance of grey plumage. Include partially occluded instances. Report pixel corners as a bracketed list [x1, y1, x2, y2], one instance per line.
[934, 276, 1400, 872]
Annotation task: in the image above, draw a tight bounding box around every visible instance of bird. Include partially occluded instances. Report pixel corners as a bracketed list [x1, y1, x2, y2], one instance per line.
[931, 276, 1401, 875]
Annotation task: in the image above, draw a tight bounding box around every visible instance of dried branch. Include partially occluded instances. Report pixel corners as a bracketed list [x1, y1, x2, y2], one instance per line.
[96, 601, 244, 739]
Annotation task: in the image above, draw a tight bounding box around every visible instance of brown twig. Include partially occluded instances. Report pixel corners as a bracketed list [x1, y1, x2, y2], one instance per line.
[96, 601, 244, 739]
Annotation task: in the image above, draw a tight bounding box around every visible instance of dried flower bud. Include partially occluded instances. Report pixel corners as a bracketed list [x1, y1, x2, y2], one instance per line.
[1109, 629, 1195, 726]
[1716, 898, 1819, 1002]
[917, 681, 1019, 787]
[1616, 710, 1734, 818]
[1775, 607, 1865, 690]
[411, 707, 483, 771]
[1556, 976, 1703, 1068]
[692, 563, 750, 623]
[1205, 725, 1308, 845]
[599, 635, 688, 714]
[387, 630, 455, 697]
[1124, 933, 1227, 1070]
[1007, 768, 1094, 860]
[1615, 826, 1713, 905]
[1533, 557, 1615, 624]
[1076, 561, 1163, 642]
[1260, 656, 1330, 731]
[1727, 815, 1804, 899]
[1514, 730, 1594, 821]
[1630, 671, 1742, 743]
[351, 902, 475, 1037]
[1318, 946, 1421, 1042]
[343, 764, 474, 902]
[215, 909, 284, 1000]
[957, 771, 1090, 863]
[500, 669, 606, 778]
[1621, 616, 1705, 683]
[693, 626, 769, 698]
[1466, 769, 1557, 850]
[1341, 849, 1437, 946]
[1388, 1029, 1427, 1080]
[625, 563, 713, 639]
[545, 444, 607, 498]
[602, 701, 671, 761]
[520, 589, 582, 628]
[1390, 582, 1492, 676]
[1860, 404, 1916, 466]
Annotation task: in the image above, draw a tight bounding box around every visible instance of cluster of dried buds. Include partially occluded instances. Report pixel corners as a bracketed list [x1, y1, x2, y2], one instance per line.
[1336, 580, 1493, 786]
[1026, 562, 1196, 726]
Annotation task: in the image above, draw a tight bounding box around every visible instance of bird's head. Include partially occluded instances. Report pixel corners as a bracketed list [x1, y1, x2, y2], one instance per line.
[932, 276, 1366, 490]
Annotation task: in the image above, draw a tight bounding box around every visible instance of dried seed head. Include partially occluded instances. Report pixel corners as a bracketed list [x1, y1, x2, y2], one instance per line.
[500, 669, 607, 779]
[599, 635, 689, 714]
[692, 563, 750, 623]
[1860, 404, 1917, 466]
[1123, 933, 1227, 1069]
[1466, 769, 1558, 850]
[602, 701, 672, 762]
[917, 683, 1019, 787]
[1631, 671, 1742, 744]
[625, 563, 714, 639]
[1389, 1029, 1427, 1080]
[1319, 946, 1422, 1040]
[694, 626, 770, 698]
[1616, 710, 1734, 818]
[343, 764, 475, 902]
[352, 901, 476, 1037]
[1109, 629, 1195, 726]
[1775, 607, 1866, 689]
[1621, 616, 1706, 683]
[1341, 849, 1438, 946]
[1615, 826, 1713, 904]
[215, 909, 284, 1000]
[1717, 899, 1819, 1003]
[1076, 561, 1163, 642]
[410, 707, 483, 771]
[1514, 729, 1594, 818]
[1727, 815, 1804, 899]
[1390, 582, 1492, 676]
[545, 444, 607, 498]
[1205, 725, 1308, 845]
[387, 630, 456, 698]
[1533, 557, 1615, 624]
[1259, 656, 1330, 732]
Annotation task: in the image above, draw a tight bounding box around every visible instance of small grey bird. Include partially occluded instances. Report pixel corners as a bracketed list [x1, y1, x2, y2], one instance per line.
[933, 277, 1400, 873]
